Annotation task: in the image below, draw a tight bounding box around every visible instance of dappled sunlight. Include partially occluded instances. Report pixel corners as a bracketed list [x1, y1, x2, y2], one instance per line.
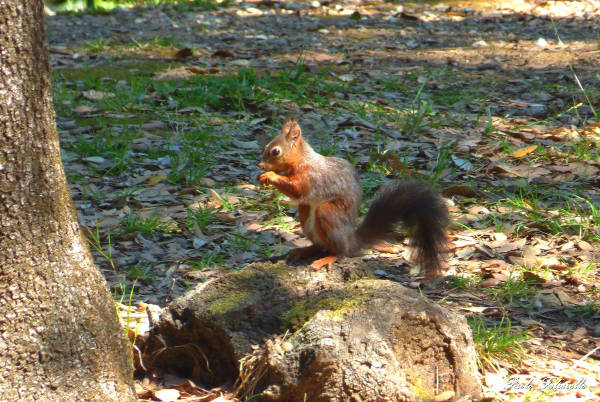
[44, 0, 600, 400]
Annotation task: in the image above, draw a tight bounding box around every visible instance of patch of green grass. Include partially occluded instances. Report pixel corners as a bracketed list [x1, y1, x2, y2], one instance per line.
[186, 206, 218, 232]
[255, 190, 296, 225]
[263, 214, 295, 233]
[567, 300, 599, 320]
[487, 275, 536, 306]
[469, 315, 531, 371]
[53, 59, 167, 91]
[503, 188, 600, 241]
[566, 138, 598, 162]
[69, 130, 136, 175]
[168, 149, 210, 185]
[127, 264, 155, 282]
[85, 226, 126, 297]
[121, 213, 175, 236]
[429, 144, 454, 185]
[484, 106, 496, 134]
[397, 83, 436, 136]
[167, 128, 223, 185]
[430, 88, 473, 107]
[446, 274, 481, 289]
[111, 187, 142, 200]
[154, 64, 340, 114]
[52, 0, 230, 13]
[230, 232, 256, 252]
[85, 38, 108, 53]
[131, 35, 176, 49]
[187, 251, 227, 270]
[81, 184, 106, 201]
[484, 213, 509, 233]
[376, 76, 407, 92]
[176, 0, 233, 11]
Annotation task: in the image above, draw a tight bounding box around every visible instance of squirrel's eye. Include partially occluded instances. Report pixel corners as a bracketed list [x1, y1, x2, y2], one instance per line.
[271, 147, 281, 156]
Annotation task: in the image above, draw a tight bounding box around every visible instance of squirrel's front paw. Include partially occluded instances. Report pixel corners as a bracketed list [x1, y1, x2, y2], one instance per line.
[258, 171, 278, 185]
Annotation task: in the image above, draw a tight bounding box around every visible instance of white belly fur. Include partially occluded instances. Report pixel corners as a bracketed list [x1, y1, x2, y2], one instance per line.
[303, 202, 325, 247]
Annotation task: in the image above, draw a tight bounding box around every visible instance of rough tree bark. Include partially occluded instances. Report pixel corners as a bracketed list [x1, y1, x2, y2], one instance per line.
[0, 1, 135, 400]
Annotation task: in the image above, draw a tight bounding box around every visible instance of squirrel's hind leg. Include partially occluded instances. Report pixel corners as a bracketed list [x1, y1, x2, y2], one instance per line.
[287, 246, 337, 271]
[313, 201, 359, 257]
[287, 245, 322, 261]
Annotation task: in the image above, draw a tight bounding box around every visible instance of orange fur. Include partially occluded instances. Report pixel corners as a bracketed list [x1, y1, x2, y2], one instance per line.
[298, 204, 310, 227]
[310, 256, 337, 271]
[314, 201, 346, 254]
[287, 245, 321, 261]
[258, 121, 448, 277]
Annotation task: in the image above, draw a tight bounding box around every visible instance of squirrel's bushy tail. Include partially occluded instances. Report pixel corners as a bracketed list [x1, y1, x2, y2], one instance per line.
[356, 180, 449, 276]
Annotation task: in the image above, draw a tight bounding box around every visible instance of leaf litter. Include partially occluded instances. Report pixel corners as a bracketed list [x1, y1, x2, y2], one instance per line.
[46, 0, 600, 400]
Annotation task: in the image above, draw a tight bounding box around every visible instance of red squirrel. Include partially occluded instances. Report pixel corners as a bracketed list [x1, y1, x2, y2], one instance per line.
[258, 120, 448, 277]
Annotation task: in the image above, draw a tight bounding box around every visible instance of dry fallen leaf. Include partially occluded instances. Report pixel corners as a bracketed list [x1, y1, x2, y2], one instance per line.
[73, 104, 97, 115]
[571, 327, 588, 343]
[145, 175, 167, 186]
[577, 240, 594, 251]
[174, 47, 193, 59]
[512, 144, 538, 158]
[155, 66, 206, 81]
[212, 49, 235, 58]
[443, 185, 478, 197]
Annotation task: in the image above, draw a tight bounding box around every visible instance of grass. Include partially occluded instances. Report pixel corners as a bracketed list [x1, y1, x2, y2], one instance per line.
[567, 301, 600, 320]
[121, 213, 176, 236]
[487, 275, 536, 306]
[470, 315, 531, 371]
[502, 189, 600, 241]
[397, 83, 436, 136]
[167, 129, 218, 185]
[429, 143, 454, 185]
[186, 206, 218, 232]
[150, 64, 340, 114]
[127, 264, 155, 282]
[50, 0, 230, 13]
[446, 274, 481, 289]
[71, 130, 136, 175]
[186, 252, 227, 270]
[86, 226, 123, 294]
[48, 5, 600, 400]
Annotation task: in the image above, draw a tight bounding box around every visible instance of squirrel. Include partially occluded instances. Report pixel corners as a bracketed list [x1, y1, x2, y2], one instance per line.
[258, 120, 448, 277]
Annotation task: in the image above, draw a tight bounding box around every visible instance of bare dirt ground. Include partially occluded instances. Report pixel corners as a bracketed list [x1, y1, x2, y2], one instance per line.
[46, 0, 600, 400]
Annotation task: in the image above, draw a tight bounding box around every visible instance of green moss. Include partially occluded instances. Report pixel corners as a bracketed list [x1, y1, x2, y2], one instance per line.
[202, 264, 292, 316]
[224, 262, 292, 285]
[282, 288, 375, 331]
[254, 261, 293, 277]
[409, 375, 434, 400]
[54, 58, 169, 82]
[205, 290, 249, 315]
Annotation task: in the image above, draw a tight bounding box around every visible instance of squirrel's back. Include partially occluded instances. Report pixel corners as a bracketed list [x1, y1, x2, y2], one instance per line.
[300, 150, 362, 220]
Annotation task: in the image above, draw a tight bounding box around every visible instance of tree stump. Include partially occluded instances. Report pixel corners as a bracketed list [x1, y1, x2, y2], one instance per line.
[144, 261, 481, 401]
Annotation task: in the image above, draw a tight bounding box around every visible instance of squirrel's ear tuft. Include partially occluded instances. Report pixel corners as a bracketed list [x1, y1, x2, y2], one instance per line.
[280, 120, 293, 135]
[285, 121, 302, 142]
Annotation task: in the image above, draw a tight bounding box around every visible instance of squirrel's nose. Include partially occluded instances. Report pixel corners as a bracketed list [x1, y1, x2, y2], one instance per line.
[258, 161, 266, 170]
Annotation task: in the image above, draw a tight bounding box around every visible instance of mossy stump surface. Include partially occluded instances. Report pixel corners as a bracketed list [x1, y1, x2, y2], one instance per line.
[144, 260, 481, 400]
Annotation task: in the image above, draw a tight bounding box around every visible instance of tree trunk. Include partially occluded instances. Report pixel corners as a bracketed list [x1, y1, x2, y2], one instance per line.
[0, 1, 135, 400]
